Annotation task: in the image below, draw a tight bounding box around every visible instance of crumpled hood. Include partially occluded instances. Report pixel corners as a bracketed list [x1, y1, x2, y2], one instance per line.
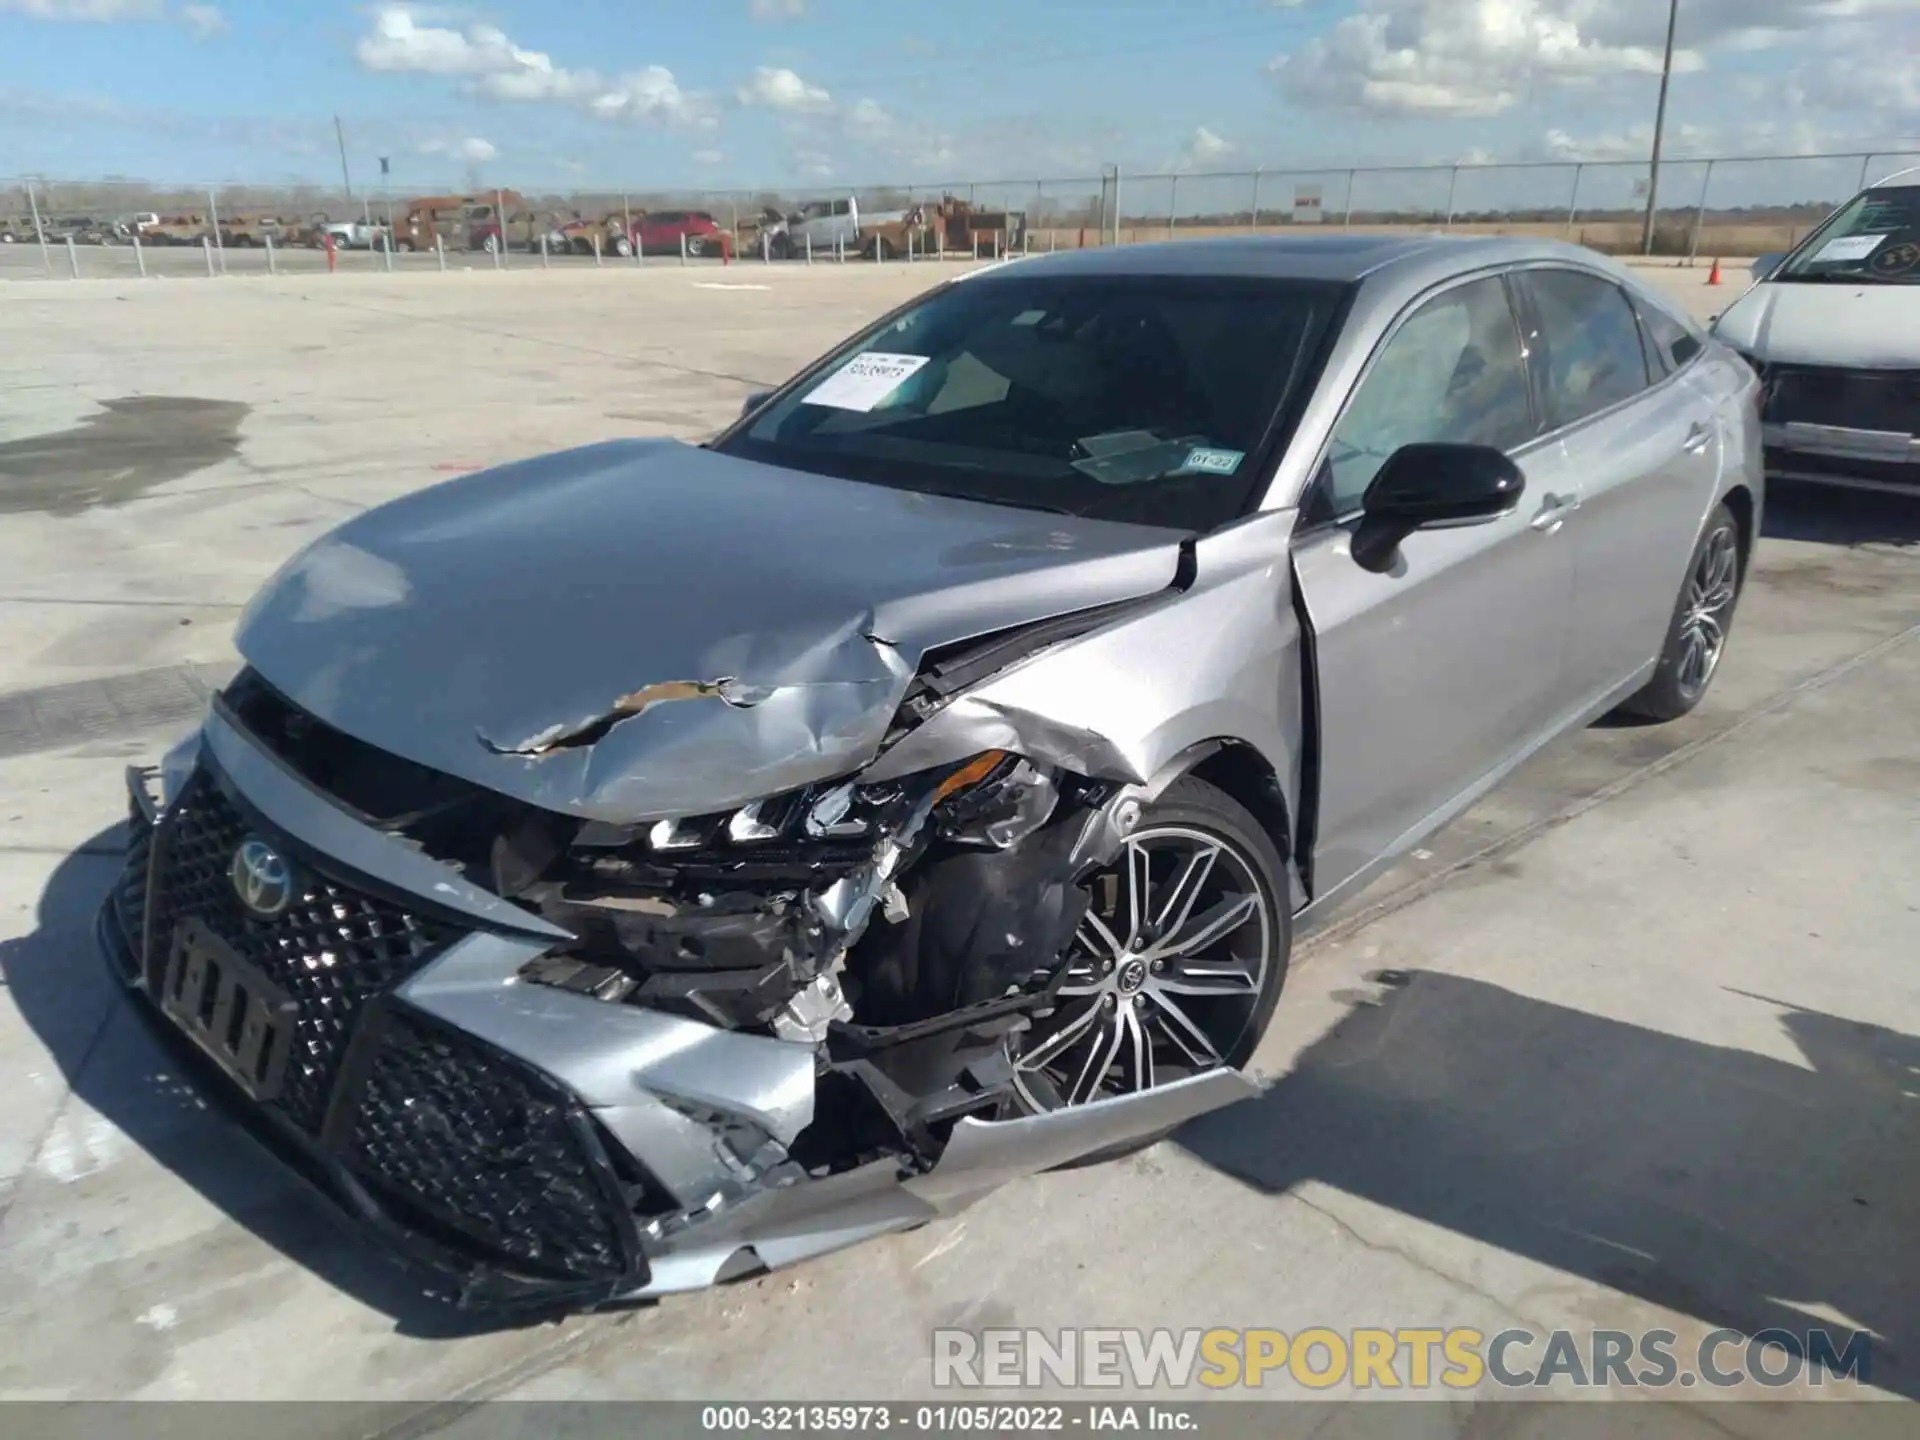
[236, 439, 1187, 821]
[1713, 280, 1920, 369]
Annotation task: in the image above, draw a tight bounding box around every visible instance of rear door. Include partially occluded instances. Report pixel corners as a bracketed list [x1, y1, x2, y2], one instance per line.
[1292, 271, 1580, 905]
[1511, 268, 1719, 709]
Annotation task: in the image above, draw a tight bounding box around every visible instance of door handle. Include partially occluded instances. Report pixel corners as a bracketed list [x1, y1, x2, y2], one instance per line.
[1683, 422, 1714, 454]
[1530, 493, 1580, 531]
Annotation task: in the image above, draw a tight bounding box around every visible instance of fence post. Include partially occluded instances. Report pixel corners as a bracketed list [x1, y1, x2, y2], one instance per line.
[382, 226, 394, 272]
[208, 189, 226, 274]
[624, 196, 639, 266]
[65, 235, 79, 279]
[1444, 165, 1459, 229]
[1688, 160, 1715, 268]
[540, 232, 550, 268]
[763, 231, 771, 263]
[203, 236, 216, 277]
[1112, 167, 1122, 245]
[436, 234, 446, 272]
[592, 232, 602, 267]
[1169, 173, 1178, 239]
[1342, 169, 1356, 229]
[806, 233, 813, 264]
[26, 179, 50, 272]
[134, 233, 147, 278]
[494, 189, 506, 269]
[265, 233, 275, 276]
[1565, 163, 1584, 240]
[1250, 169, 1262, 232]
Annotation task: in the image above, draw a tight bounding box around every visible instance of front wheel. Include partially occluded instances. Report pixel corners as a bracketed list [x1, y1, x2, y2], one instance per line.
[1008, 777, 1289, 1152]
[1616, 501, 1744, 722]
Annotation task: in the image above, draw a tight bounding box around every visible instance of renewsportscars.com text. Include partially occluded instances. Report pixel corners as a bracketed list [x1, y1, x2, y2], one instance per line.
[932, 1326, 1872, 1391]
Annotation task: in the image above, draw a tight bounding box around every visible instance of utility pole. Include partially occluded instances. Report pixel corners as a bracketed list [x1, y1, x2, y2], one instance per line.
[1640, 0, 1680, 256]
[334, 115, 353, 200]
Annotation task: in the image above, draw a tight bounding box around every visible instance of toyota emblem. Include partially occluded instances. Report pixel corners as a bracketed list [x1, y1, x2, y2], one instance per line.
[230, 837, 295, 918]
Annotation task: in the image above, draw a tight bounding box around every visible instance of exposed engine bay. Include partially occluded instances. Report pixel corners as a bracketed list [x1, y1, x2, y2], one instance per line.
[219, 663, 1137, 1181]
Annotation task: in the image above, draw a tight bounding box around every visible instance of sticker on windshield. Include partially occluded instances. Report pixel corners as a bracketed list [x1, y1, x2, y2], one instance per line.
[801, 352, 931, 411]
[1179, 446, 1246, 476]
[1811, 234, 1886, 263]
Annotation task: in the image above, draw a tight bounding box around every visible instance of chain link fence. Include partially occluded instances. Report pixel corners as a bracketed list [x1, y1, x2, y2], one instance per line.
[4, 151, 1913, 281]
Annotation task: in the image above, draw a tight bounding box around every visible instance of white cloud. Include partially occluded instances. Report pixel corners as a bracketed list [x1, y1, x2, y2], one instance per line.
[693, 148, 726, 165]
[1179, 126, 1234, 167]
[791, 147, 834, 178]
[354, 7, 711, 127]
[736, 66, 833, 112]
[749, 0, 807, 19]
[178, 2, 222, 36]
[844, 98, 892, 140]
[414, 135, 498, 164]
[1270, 0, 1706, 118]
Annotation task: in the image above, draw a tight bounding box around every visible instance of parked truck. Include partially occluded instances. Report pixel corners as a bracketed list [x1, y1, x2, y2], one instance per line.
[775, 195, 921, 259]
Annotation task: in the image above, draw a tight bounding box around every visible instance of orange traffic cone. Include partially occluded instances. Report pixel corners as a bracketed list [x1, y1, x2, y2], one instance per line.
[1707, 257, 1723, 286]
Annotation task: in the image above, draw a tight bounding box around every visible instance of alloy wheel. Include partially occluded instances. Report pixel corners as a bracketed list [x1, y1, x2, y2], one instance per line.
[1677, 525, 1739, 697]
[1012, 824, 1273, 1111]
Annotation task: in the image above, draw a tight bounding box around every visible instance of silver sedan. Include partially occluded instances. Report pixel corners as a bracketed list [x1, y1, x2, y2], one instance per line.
[104, 234, 1761, 1309]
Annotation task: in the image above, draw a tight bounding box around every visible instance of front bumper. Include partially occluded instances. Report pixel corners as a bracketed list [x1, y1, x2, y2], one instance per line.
[100, 764, 650, 1311]
[1761, 367, 1920, 496]
[100, 702, 1261, 1309]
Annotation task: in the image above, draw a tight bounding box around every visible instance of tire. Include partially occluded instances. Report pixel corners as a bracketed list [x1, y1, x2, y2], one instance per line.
[869, 237, 895, 261]
[612, 236, 633, 258]
[1008, 776, 1291, 1163]
[1617, 501, 1744, 722]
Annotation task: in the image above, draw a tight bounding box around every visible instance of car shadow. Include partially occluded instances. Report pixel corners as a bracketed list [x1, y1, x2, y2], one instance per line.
[1178, 970, 1919, 1398]
[1, 827, 562, 1339]
[1763, 480, 1920, 548]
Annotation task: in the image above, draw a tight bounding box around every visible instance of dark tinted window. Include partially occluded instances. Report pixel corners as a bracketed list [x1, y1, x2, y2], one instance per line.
[1517, 270, 1652, 429]
[716, 275, 1346, 530]
[1322, 276, 1533, 516]
[1638, 301, 1703, 371]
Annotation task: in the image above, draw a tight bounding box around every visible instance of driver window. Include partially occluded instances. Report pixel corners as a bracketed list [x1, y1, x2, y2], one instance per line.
[1322, 276, 1532, 518]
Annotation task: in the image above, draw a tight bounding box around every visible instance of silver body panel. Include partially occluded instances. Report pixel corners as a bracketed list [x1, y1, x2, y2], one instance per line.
[110, 233, 1764, 1303]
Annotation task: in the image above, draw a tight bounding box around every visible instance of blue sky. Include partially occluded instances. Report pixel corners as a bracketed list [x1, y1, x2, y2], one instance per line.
[2, 1, 1916, 192]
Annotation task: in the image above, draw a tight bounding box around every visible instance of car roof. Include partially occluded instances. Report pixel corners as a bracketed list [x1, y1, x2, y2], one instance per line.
[972, 232, 1622, 288]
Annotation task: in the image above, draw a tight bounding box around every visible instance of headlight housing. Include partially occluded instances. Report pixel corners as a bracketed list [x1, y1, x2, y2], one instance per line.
[580, 751, 1061, 858]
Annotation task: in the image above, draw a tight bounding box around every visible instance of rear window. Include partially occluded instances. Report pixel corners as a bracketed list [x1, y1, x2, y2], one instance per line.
[715, 274, 1347, 530]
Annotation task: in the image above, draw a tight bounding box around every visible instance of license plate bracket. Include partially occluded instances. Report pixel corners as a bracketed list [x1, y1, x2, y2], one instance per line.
[161, 917, 298, 1102]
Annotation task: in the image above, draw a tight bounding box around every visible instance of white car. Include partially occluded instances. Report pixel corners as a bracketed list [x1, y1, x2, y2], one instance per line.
[1711, 166, 1919, 497]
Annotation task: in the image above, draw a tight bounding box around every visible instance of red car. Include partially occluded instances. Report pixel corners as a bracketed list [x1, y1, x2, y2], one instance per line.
[624, 209, 727, 257]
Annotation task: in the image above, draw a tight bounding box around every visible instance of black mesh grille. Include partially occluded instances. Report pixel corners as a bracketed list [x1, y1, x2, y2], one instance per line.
[342, 1006, 630, 1283]
[148, 773, 456, 1134]
[111, 795, 154, 980]
[1767, 366, 1920, 432]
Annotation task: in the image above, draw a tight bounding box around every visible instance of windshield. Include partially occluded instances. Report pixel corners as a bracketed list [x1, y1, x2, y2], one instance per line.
[1775, 186, 1920, 284]
[714, 273, 1347, 529]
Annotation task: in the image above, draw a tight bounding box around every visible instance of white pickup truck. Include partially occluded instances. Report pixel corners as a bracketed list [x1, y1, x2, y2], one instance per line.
[778, 196, 918, 259]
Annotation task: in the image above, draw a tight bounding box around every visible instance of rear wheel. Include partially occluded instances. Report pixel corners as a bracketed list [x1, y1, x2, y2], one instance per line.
[1617, 501, 1743, 722]
[869, 236, 896, 261]
[612, 235, 634, 258]
[1008, 777, 1289, 1156]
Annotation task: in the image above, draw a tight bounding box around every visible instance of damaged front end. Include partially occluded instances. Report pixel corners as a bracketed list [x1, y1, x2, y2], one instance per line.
[98, 655, 1249, 1310]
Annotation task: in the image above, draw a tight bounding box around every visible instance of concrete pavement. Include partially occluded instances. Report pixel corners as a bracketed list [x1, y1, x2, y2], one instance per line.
[0, 261, 1913, 1422]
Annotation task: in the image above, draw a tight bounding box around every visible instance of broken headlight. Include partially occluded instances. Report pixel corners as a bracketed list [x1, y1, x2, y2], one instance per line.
[603, 751, 1061, 857]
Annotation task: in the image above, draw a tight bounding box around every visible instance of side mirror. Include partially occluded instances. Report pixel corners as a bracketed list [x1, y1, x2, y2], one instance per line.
[1351, 443, 1525, 573]
[1751, 253, 1785, 282]
[741, 390, 775, 419]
